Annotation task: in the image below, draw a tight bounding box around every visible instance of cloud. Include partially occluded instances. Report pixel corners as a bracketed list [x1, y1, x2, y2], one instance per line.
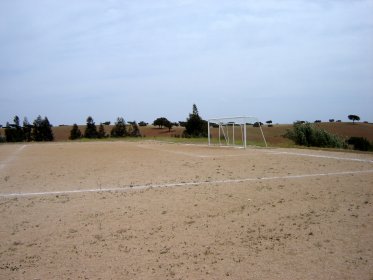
[0, 0, 372, 124]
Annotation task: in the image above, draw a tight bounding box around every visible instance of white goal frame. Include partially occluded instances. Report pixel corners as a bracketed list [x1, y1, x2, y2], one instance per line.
[208, 116, 267, 148]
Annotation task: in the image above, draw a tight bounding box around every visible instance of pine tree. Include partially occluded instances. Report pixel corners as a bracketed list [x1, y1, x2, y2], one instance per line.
[184, 104, 207, 137]
[23, 117, 32, 142]
[42, 117, 54, 141]
[84, 116, 98, 138]
[69, 124, 82, 140]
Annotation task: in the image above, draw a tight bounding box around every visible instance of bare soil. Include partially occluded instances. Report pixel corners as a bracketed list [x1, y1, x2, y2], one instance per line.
[0, 141, 372, 279]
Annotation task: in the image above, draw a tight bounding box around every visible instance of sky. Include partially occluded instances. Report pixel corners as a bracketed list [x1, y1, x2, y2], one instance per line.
[0, 0, 372, 125]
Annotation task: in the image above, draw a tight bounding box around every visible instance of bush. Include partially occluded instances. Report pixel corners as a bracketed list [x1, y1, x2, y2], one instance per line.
[129, 121, 141, 137]
[285, 122, 347, 149]
[347, 137, 372, 151]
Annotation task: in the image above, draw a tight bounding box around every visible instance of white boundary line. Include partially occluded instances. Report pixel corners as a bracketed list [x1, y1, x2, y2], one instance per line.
[1, 169, 373, 199]
[269, 151, 373, 163]
[0, 145, 27, 171]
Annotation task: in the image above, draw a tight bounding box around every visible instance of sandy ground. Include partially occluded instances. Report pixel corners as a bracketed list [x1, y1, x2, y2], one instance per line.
[0, 141, 372, 279]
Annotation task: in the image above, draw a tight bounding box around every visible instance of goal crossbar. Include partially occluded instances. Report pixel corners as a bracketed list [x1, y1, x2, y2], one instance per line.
[207, 116, 267, 148]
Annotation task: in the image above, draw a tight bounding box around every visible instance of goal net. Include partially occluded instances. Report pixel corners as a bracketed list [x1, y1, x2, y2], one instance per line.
[207, 116, 267, 148]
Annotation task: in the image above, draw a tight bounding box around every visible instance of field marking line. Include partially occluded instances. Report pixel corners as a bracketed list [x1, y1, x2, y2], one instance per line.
[269, 151, 373, 163]
[1, 169, 373, 199]
[0, 145, 27, 171]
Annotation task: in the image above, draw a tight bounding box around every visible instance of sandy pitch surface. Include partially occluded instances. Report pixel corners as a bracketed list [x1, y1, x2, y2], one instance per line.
[0, 141, 373, 279]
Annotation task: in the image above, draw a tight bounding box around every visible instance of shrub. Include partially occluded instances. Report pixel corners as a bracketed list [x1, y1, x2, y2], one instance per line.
[347, 137, 372, 151]
[285, 122, 347, 149]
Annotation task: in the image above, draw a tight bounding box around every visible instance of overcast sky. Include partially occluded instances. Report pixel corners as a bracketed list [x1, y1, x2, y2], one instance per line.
[1, 0, 372, 125]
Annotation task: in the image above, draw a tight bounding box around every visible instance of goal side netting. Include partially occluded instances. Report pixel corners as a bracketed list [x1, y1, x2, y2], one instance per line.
[207, 116, 267, 148]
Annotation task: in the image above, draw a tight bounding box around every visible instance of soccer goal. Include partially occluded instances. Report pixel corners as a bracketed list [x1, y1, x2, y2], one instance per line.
[207, 116, 267, 148]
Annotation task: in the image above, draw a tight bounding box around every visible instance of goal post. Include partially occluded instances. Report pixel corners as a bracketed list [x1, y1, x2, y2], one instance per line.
[207, 116, 267, 148]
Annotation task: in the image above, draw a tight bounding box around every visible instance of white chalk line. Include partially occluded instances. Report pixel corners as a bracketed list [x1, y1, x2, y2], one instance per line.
[269, 151, 373, 163]
[0, 145, 27, 171]
[1, 169, 373, 199]
[139, 142, 373, 162]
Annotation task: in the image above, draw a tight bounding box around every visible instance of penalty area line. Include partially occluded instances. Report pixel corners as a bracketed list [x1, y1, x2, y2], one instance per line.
[1, 169, 373, 199]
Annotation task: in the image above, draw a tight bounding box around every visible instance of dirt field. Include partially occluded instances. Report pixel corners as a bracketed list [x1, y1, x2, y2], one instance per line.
[1, 141, 373, 279]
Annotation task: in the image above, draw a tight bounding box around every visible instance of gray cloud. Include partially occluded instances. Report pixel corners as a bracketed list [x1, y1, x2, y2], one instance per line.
[0, 0, 372, 124]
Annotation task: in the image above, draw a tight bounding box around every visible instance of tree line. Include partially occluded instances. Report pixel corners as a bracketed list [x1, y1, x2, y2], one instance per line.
[69, 116, 141, 140]
[0, 115, 53, 143]
[70, 104, 207, 140]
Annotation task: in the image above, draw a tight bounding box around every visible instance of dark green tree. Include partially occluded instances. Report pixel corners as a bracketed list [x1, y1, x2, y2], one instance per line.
[5, 115, 25, 142]
[184, 104, 207, 137]
[32, 115, 54, 141]
[69, 124, 82, 140]
[23, 117, 32, 142]
[98, 123, 106, 138]
[164, 119, 173, 132]
[84, 116, 98, 138]
[138, 121, 148, 127]
[111, 117, 127, 137]
[153, 117, 169, 128]
[348, 114, 360, 124]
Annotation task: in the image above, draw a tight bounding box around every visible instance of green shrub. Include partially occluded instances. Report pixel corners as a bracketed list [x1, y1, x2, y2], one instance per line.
[347, 137, 372, 151]
[285, 122, 347, 149]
